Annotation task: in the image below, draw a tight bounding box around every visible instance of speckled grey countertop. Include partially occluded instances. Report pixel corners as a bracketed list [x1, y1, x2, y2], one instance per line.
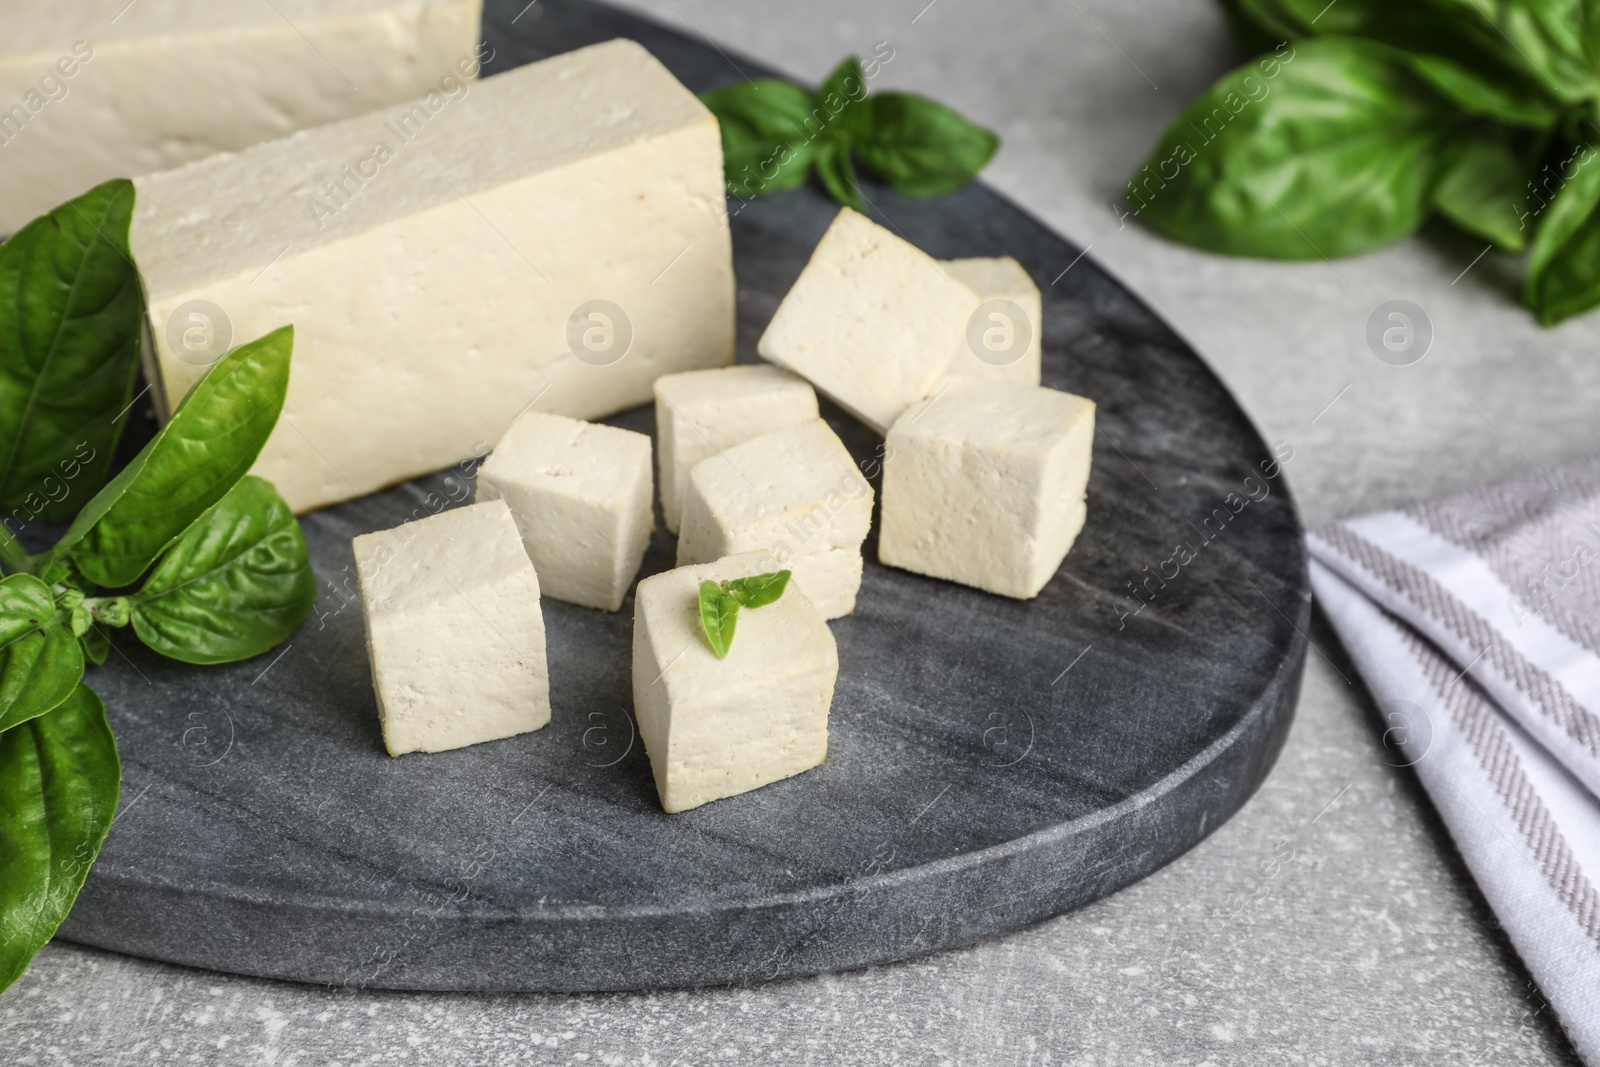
[1, 0, 1591, 1063]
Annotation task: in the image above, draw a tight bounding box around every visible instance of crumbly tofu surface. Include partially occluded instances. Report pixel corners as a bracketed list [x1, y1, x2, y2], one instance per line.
[633, 551, 838, 813]
[353, 499, 552, 756]
[941, 257, 1043, 387]
[757, 208, 982, 434]
[475, 412, 653, 612]
[880, 377, 1094, 599]
[676, 418, 873, 619]
[653, 364, 818, 533]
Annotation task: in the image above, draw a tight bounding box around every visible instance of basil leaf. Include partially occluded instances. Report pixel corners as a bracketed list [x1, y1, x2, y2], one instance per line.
[817, 56, 869, 139]
[1525, 141, 1600, 293]
[1131, 37, 1456, 258]
[1405, 53, 1561, 127]
[722, 570, 792, 609]
[0, 180, 142, 525]
[813, 137, 868, 211]
[130, 475, 315, 665]
[698, 580, 740, 660]
[1434, 126, 1541, 252]
[701, 80, 819, 199]
[0, 683, 119, 993]
[78, 623, 109, 667]
[50, 325, 294, 589]
[0, 573, 82, 733]
[1525, 151, 1600, 325]
[852, 92, 1000, 199]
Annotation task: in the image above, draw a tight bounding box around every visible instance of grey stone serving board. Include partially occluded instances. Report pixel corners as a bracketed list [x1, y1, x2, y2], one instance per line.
[55, 0, 1310, 992]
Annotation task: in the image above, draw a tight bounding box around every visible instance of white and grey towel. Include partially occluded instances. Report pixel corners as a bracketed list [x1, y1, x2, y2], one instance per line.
[1309, 460, 1600, 1064]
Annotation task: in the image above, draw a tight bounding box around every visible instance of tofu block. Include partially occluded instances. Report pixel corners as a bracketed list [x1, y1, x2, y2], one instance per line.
[653, 365, 818, 534]
[880, 378, 1094, 599]
[475, 412, 653, 612]
[677, 419, 873, 619]
[941, 257, 1043, 386]
[758, 207, 982, 434]
[132, 38, 734, 514]
[633, 552, 838, 813]
[0, 0, 482, 234]
[353, 499, 551, 756]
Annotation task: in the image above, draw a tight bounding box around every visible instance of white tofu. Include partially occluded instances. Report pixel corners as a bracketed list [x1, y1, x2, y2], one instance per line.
[475, 412, 653, 612]
[677, 419, 872, 619]
[653, 365, 818, 534]
[941, 257, 1042, 386]
[0, 0, 482, 234]
[353, 499, 551, 756]
[880, 377, 1095, 599]
[758, 207, 982, 434]
[633, 551, 838, 813]
[132, 38, 734, 514]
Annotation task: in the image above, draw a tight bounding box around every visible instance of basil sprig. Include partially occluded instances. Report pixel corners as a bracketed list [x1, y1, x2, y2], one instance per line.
[0, 183, 316, 993]
[1131, 2, 1600, 324]
[698, 570, 793, 659]
[702, 57, 999, 211]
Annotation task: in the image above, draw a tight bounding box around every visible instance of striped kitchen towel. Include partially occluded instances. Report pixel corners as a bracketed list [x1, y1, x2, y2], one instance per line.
[1308, 458, 1600, 1065]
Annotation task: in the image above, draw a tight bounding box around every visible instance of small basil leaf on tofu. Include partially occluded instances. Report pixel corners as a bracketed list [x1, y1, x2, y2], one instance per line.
[129, 476, 316, 665]
[698, 580, 740, 660]
[722, 570, 792, 609]
[0, 574, 83, 733]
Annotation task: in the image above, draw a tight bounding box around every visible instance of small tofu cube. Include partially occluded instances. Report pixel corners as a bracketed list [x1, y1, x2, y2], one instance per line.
[653, 365, 819, 534]
[633, 552, 838, 813]
[758, 207, 982, 434]
[476, 412, 653, 612]
[676, 419, 873, 619]
[941, 257, 1043, 387]
[880, 378, 1095, 599]
[354, 500, 552, 756]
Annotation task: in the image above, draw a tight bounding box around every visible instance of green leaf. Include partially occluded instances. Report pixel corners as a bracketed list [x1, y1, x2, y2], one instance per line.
[0, 574, 82, 733]
[701, 79, 820, 199]
[1525, 145, 1600, 324]
[1405, 52, 1561, 127]
[813, 138, 867, 211]
[817, 56, 869, 139]
[1434, 126, 1541, 252]
[698, 580, 740, 660]
[1130, 37, 1458, 259]
[130, 476, 315, 665]
[722, 570, 792, 609]
[0, 180, 142, 525]
[49, 325, 294, 589]
[0, 683, 119, 993]
[852, 92, 1000, 199]
[78, 623, 109, 667]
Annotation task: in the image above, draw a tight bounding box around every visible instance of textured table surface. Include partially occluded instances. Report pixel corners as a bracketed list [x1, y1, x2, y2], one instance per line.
[1, 0, 1592, 1063]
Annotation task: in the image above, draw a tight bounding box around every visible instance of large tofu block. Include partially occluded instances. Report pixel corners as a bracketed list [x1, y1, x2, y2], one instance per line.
[677, 419, 872, 619]
[353, 499, 551, 756]
[475, 412, 652, 612]
[653, 364, 818, 534]
[758, 208, 982, 434]
[941, 257, 1042, 386]
[0, 0, 482, 235]
[633, 552, 838, 813]
[880, 378, 1094, 599]
[132, 38, 734, 514]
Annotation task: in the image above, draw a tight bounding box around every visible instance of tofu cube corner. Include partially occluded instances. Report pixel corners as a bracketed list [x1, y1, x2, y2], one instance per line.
[353, 499, 552, 756]
[880, 378, 1095, 599]
[633, 552, 839, 813]
[940, 256, 1043, 388]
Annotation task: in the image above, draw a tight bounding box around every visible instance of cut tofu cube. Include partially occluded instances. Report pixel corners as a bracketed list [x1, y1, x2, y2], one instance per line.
[677, 419, 872, 619]
[758, 207, 983, 434]
[353, 499, 551, 756]
[653, 365, 819, 534]
[633, 551, 838, 813]
[880, 378, 1094, 599]
[0, 0, 482, 235]
[132, 38, 734, 514]
[475, 412, 653, 613]
[941, 257, 1043, 386]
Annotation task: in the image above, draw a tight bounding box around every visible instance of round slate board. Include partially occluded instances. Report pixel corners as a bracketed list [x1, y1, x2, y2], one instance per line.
[56, 0, 1310, 992]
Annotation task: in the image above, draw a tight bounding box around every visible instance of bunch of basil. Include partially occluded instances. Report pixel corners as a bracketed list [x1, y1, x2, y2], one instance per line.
[0, 180, 316, 992]
[1130, 0, 1600, 325]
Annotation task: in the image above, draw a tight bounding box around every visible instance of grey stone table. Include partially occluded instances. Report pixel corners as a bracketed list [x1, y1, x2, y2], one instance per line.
[1, 0, 1590, 1063]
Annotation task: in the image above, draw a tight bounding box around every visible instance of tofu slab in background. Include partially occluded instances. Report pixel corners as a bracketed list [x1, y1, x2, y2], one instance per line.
[476, 411, 653, 612]
[758, 207, 983, 434]
[677, 419, 873, 619]
[0, 0, 483, 235]
[353, 499, 552, 756]
[132, 38, 734, 514]
[880, 378, 1095, 599]
[653, 365, 819, 534]
[941, 257, 1042, 386]
[633, 552, 838, 813]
